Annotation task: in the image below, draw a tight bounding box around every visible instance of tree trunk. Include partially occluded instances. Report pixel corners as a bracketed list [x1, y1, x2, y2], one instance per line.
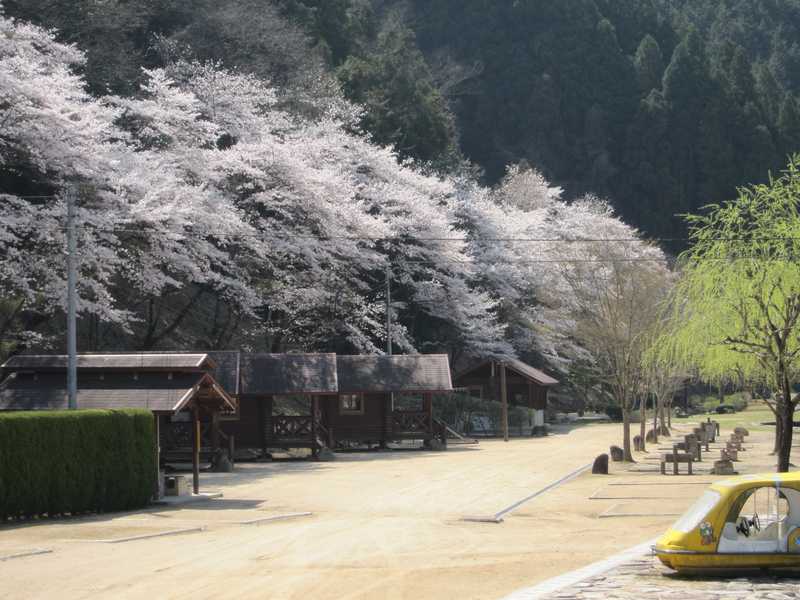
[639, 394, 646, 451]
[774, 410, 783, 455]
[777, 408, 793, 472]
[622, 404, 635, 462]
[777, 373, 794, 472]
[652, 395, 659, 444]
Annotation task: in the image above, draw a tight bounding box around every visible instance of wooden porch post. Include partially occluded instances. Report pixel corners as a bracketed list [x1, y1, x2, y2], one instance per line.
[423, 393, 433, 438]
[528, 381, 535, 435]
[264, 396, 274, 451]
[211, 411, 220, 455]
[258, 395, 267, 456]
[153, 413, 161, 500]
[192, 406, 200, 495]
[311, 395, 319, 458]
[327, 397, 335, 448]
[380, 393, 390, 448]
[500, 362, 509, 442]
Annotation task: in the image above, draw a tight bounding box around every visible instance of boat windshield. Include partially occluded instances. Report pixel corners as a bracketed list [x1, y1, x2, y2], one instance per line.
[672, 490, 722, 533]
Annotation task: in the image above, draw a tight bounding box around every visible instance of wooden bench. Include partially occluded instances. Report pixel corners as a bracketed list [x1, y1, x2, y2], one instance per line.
[721, 447, 738, 461]
[661, 445, 694, 475]
[705, 419, 720, 441]
[692, 428, 711, 452]
[682, 434, 703, 461]
[675, 441, 701, 462]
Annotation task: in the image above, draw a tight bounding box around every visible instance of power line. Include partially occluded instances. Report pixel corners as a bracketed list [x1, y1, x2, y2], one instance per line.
[26, 224, 800, 245]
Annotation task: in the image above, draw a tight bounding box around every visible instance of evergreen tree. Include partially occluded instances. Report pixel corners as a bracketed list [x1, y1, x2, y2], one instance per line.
[779, 94, 800, 153]
[634, 34, 665, 93]
[663, 29, 708, 214]
[337, 16, 457, 165]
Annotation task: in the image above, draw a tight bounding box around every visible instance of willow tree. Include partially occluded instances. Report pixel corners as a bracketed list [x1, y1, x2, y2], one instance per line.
[667, 156, 800, 472]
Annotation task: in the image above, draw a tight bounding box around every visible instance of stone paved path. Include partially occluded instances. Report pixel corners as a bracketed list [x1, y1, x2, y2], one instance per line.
[542, 554, 800, 600]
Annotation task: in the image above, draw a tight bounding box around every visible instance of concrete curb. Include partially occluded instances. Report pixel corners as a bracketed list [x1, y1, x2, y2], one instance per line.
[152, 492, 223, 507]
[238, 512, 313, 525]
[81, 526, 206, 544]
[0, 548, 53, 561]
[463, 462, 593, 524]
[501, 538, 658, 600]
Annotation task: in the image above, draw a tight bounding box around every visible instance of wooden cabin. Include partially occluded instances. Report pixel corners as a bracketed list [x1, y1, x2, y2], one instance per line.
[453, 358, 559, 436]
[325, 354, 452, 448]
[213, 352, 338, 457]
[215, 352, 453, 454]
[0, 353, 236, 494]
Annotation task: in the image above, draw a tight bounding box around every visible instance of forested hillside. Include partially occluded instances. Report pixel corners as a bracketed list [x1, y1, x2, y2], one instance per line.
[6, 1, 800, 245]
[2, 0, 796, 406]
[411, 0, 800, 244]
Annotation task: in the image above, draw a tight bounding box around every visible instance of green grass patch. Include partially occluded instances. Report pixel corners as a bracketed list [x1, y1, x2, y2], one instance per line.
[673, 402, 777, 433]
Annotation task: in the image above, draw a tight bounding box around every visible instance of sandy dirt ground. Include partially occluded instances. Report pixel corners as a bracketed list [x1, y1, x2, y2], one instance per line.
[0, 412, 782, 600]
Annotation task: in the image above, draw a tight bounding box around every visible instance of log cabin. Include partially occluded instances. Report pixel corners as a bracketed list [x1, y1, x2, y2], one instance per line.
[214, 352, 453, 455]
[453, 358, 559, 437]
[0, 353, 236, 494]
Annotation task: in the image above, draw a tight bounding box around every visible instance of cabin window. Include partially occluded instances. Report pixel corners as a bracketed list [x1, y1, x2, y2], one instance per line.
[467, 386, 483, 399]
[340, 394, 364, 415]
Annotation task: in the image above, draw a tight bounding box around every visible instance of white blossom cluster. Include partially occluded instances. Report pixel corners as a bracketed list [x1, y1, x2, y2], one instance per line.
[0, 14, 669, 369]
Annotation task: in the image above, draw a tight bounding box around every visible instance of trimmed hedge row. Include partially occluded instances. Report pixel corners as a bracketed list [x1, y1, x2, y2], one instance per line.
[0, 409, 155, 520]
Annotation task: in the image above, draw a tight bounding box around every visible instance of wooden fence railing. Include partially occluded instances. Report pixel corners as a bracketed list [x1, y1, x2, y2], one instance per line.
[273, 415, 314, 439]
[392, 410, 430, 435]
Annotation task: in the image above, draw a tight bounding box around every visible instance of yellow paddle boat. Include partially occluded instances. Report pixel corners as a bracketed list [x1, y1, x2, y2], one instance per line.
[655, 472, 800, 572]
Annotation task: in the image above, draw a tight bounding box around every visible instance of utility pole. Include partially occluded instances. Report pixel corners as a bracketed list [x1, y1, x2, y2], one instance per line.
[386, 264, 393, 415]
[500, 361, 509, 442]
[385, 264, 392, 356]
[66, 186, 78, 409]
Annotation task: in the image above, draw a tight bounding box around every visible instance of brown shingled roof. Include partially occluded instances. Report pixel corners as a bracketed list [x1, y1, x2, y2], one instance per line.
[454, 358, 559, 387]
[337, 354, 453, 394]
[504, 358, 559, 386]
[239, 353, 338, 395]
[0, 370, 235, 413]
[1, 353, 214, 372]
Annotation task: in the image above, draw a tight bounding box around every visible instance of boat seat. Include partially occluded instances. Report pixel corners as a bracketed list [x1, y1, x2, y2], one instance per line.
[718, 522, 780, 553]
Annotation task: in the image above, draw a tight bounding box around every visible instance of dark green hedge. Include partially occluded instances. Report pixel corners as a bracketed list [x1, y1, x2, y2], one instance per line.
[0, 409, 155, 520]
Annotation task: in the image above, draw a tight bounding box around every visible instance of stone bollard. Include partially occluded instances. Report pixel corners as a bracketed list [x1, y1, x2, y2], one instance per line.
[592, 453, 609, 474]
[633, 435, 644, 452]
[610, 445, 624, 462]
[712, 459, 736, 475]
[702, 421, 717, 443]
[645, 429, 657, 443]
[211, 450, 234, 473]
[317, 447, 337, 462]
[429, 438, 447, 451]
